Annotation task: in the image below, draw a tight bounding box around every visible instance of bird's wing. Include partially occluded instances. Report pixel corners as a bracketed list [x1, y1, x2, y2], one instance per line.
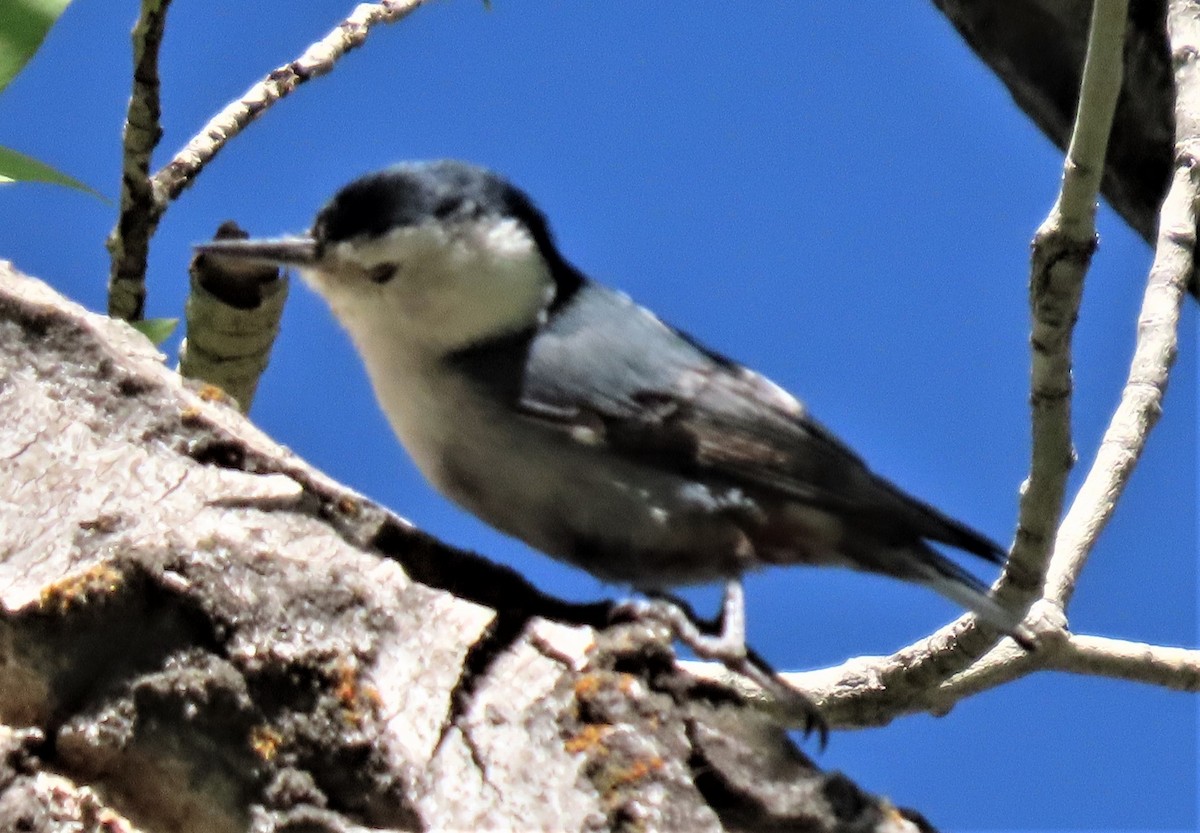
[513, 283, 1003, 562]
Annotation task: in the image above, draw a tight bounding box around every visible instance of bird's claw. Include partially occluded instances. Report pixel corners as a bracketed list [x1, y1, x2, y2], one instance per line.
[611, 582, 828, 747]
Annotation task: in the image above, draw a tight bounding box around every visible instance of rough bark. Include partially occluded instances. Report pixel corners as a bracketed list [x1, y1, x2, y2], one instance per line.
[933, 0, 1200, 299]
[0, 261, 929, 833]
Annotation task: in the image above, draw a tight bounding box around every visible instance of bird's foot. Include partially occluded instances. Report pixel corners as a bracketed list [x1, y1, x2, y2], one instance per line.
[612, 579, 828, 746]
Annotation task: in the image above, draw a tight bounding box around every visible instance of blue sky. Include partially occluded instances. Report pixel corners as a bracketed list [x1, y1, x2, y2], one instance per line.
[1, 2, 1195, 829]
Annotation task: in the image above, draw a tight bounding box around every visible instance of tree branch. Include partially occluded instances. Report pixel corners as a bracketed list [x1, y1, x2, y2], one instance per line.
[685, 0, 1200, 733]
[694, 1, 1138, 724]
[104, 1, 429, 322]
[685, 618, 1199, 730]
[931, 0, 1200, 303]
[109, 2, 430, 408]
[1005, 0, 1127, 602]
[1048, 634, 1200, 690]
[152, 0, 429, 205]
[106, 0, 172, 322]
[770, 0, 1134, 721]
[180, 223, 290, 413]
[1044, 0, 1197, 607]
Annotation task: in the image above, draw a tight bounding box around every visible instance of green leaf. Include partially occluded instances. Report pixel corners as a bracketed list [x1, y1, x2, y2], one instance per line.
[0, 0, 74, 93]
[129, 317, 179, 346]
[0, 144, 105, 199]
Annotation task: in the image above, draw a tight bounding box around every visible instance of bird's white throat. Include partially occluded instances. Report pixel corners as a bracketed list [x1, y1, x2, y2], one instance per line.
[300, 216, 555, 358]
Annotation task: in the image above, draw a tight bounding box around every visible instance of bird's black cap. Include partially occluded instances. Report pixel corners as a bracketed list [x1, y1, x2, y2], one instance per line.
[312, 160, 585, 303]
[315, 161, 543, 245]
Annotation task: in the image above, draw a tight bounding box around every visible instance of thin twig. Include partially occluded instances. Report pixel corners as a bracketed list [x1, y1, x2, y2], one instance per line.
[1004, 0, 1128, 603]
[722, 2, 1139, 724]
[698, 0, 1200, 732]
[1044, 0, 1197, 607]
[106, 0, 173, 322]
[152, 0, 429, 204]
[770, 0, 1135, 716]
[1048, 634, 1200, 690]
[682, 623, 1199, 730]
[105, 1, 428, 321]
[679, 0, 1198, 730]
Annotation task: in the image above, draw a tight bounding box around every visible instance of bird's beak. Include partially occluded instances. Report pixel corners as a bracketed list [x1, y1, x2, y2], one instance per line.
[193, 236, 318, 269]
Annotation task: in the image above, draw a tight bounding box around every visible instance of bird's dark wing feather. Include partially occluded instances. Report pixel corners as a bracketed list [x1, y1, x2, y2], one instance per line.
[514, 282, 1004, 563]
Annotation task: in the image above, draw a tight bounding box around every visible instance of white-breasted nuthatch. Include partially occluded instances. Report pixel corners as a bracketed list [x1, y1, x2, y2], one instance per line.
[196, 160, 1032, 729]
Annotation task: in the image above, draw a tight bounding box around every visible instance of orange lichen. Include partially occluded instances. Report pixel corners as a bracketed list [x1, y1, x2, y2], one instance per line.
[38, 563, 125, 614]
[333, 660, 357, 706]
[197, 383, 231, 403]
[607, 756, 665, 788]
[564, 723, 612, 755]
[250, 725, 283, 761]
[331, 658, 381, 727]
[573, 673, 604, 700]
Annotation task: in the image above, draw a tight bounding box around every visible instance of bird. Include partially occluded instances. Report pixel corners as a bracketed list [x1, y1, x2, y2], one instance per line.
[195, 160, 1032, 727]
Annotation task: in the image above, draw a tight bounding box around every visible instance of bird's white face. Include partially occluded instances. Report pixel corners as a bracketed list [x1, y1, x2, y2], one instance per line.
[299, 215, 555, 359]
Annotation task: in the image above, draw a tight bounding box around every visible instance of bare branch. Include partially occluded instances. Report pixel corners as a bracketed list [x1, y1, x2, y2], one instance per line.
[686, 0, 1198, 731]
[695, 3, 1138, 722]
[152, 0, 429, 205]
[757, 0, 1135, 727]
[1044, 0, 1198, 607]
[105, 2, 429, 321]
[106, 0, 172, 322]
[1048, 634, 1200, 690]
[1006, 0, 1128, 601]
[103, 1, 430, 403]
[918, 628, 1200, 709]
[684, 621, 1198, 729]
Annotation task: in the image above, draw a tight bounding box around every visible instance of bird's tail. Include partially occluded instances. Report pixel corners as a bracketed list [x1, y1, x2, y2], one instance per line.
[868, 473, 1008, 566]
[905, 545, 1035, 649]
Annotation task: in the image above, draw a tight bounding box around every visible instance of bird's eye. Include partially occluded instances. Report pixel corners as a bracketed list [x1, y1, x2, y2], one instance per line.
[433, 198, 460, 219]
[366, 264, 398, 285]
